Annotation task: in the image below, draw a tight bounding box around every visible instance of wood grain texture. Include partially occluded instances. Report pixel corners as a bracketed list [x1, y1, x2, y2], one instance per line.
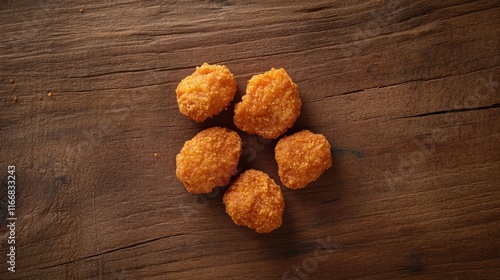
[1, 0, 499, 279]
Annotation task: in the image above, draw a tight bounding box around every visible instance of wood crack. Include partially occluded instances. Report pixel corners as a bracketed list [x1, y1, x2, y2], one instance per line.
[37, 233, 184, 270]
[394, 104, 499, 120]
[306, 63, 499, 103]
[71, 66, 193, 79]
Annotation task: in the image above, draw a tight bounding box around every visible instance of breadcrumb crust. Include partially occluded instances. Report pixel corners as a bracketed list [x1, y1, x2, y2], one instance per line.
[234, 68, 301, 139]
[176, 63, 237, 123]
[176, 127, 242, 194]
[223, 169, 284, 233]
[275, 130, 332, 189]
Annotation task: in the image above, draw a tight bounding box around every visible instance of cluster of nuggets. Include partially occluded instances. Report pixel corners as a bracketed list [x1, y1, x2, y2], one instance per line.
[175, 63, 332, 233]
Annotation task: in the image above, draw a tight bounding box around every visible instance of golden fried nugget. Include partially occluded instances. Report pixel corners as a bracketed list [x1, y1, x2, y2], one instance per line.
[275, 130, 332, 189]
[176, 127, 242, 194]
[223, 169, 284, 233]
[176, 63, 237, 123]
[234, 68, 301, 139]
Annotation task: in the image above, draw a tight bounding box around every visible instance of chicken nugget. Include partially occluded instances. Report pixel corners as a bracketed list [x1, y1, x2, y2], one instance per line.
[234, 68, 301, 139]
[275, 130, 332, 189]
[223, 169, 284, 233]
[176, 63, 237, 122]
[176, 127, 242, 194]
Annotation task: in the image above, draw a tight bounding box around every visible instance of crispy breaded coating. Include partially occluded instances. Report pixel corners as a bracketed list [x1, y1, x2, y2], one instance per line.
[176, 63, 237, 123]
[275, 130, 332, 189]
[176, 127, 242, 194]
[234, 68, 301, 139]
[223, 169, 284, 233]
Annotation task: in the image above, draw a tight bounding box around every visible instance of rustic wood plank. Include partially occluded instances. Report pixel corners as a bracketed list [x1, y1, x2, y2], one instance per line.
[1, 0, 499, 279]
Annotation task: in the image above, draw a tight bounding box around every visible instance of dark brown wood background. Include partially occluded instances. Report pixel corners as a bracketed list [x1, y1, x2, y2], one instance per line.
[1, 0, 499, 279]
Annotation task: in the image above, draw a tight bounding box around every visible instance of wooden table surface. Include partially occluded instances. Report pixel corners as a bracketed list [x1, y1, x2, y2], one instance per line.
[1, 0, 499, 279]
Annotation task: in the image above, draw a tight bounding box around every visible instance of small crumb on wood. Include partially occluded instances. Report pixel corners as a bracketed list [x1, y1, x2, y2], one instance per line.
[13, 95, 17, 102]
[79, 8, 84, 13]
[153, 151, 159, 159]
[9, 79, 14, 84]
[72, 82, 77, 86]
[47, 92, 54, 98]
[38, 95, 43, 100]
